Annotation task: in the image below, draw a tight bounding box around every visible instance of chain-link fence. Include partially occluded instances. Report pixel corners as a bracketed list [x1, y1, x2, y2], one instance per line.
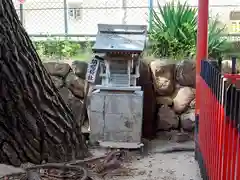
[13, 0, 149, 36]
[12, 0, 240, 40]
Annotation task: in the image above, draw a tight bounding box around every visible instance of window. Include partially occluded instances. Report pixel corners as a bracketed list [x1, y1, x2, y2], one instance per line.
[230, 21, 240, 33]
[231, 22, 237, 32]
[68, 3, 82, 20]
[230, 11, 240, 21]
[229, 11, 240, 33]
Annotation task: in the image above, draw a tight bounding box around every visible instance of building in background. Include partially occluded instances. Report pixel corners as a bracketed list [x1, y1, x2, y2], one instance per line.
[13, 0, 148, 35]
[12, 0, 240, 35]
[169, 0, 240, 34]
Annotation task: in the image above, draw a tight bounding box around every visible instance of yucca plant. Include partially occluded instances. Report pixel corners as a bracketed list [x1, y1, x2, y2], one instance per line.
[149, 0, 228, 60]
[208, 17, 228, 58]
[149, 1, 197, 59]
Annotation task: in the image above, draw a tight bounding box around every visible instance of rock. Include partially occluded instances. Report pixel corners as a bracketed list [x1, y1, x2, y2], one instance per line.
[172, 87, 195, 113]
[72, 60, 88, 80]
[171, 132, 192, 143]
[180, 109, 195, 131]
[65, 72, 85, 98]
[189, 98, 196, 109]
[221, 60, 238, 73]
[58, 87, 84, 125]
[157, 106, 179, 130]
[43, 62, 71, 77]
[156, 96, 173, 106]
[68, 96, 84, 125]
[72, 60, 102, 84]
[175, 83, 184, 90]
[50, 75, 63, 89]
[58, 87, 72, 103]
[26, 170, 41, 180]
[150, 59, 175, 96]
[0, 164, 25, 177]
[176, 60, 196, 88]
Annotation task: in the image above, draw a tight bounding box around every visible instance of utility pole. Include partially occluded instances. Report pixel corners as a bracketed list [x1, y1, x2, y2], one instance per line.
[19, 0, 25, 27]
[148, 0, 153, 31]
[63, 0, 68, 34]
[121, 0, 127, 24]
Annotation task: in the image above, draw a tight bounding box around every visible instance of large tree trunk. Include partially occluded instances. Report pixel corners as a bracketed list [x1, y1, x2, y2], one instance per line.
[0, 0, 88, 166]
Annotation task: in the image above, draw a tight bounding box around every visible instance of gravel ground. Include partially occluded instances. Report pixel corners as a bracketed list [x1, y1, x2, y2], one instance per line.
[91, 135, 202, 180]
[0, 134, 202, 180]
[113, 152, 202, 180]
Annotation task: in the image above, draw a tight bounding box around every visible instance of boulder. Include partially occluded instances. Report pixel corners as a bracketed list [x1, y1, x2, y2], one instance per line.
[43, 62, 71, 77]
[171, 132, 192, 143]
[0, 164, 25, 177]
[50, 75, 63, 89]
[156, 96, 173, 106]
[180, 109, 195, 131]
[172, 87, 195, 113]
[221, 60, 233, 73]
[176, 60, 196, 88]
[175, 83, 184, 90]
[71, 60, 88, 80]
[58, 87, 72, 103]
[189, 98, 196, 109]
[68, 96, 84, 125]
[58, 87, 84, 125]
[157, 106, 179, 130]
[150, 59, 175, 95]
[65, 72, 85, 98]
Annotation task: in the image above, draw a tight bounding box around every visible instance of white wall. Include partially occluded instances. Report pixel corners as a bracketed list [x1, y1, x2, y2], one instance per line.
[153, 0, 240, 32]
[23, 1, 65, 34]
[13, 0, 240, 35]
[14, 0, 149, 35]
[68, 0, 123, 34]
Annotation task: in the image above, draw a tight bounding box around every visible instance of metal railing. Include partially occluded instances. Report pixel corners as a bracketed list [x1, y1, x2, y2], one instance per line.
[196, 58, 240, 180]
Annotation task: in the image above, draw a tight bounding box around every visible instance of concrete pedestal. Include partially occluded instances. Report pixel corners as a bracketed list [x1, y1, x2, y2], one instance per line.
[88, 90, 143, 149]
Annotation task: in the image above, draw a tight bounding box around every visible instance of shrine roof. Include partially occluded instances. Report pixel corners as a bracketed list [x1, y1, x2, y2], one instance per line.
[92, 24, 147, 53]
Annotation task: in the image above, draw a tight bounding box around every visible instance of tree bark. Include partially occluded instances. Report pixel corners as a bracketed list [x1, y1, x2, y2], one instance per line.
[0, 0, 88, 166]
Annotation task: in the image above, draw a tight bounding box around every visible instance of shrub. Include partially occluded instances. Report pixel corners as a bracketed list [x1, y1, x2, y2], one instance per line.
[149, 0, 228, 60]
[208, 17, 228, 59]
[33, 37, 81, 59]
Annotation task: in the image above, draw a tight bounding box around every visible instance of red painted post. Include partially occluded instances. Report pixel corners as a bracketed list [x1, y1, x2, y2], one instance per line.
[196, 0, 209, 115]
[19, 0, 25, 4]
[195, 0, 209, 178]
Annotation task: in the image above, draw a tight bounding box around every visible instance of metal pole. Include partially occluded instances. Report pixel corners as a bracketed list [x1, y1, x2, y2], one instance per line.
[63, 0, 68, 34]
[194, 0, 209, 161]
[195, 0, 209, 115]
[122, 0, 127, 24]
[148, 0, 153, 31]
[231, 56, 237, 74]
[20, 3, 24, 26]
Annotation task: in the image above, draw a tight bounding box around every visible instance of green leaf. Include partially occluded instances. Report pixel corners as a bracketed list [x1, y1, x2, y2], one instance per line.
[148, 0, 227, 60]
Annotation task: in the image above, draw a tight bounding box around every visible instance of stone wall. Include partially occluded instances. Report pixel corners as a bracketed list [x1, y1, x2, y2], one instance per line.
[149, 59, 196, 133]
[43, 61, 88, 125]
[43, 59, 232, 139]
[43, 59, 197, 137]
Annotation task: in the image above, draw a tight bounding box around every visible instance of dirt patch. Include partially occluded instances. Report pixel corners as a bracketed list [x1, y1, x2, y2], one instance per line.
[0, 137, 201, 180]
[90, 137, 201, 180]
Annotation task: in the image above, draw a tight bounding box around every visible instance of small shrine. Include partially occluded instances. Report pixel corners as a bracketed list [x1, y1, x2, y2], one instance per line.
[92, 24, 146, 90]
[88, 24, 147, 150]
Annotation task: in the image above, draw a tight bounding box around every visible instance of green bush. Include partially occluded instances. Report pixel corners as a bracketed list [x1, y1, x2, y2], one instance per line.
[208, 17, 229, 59]
[33, 37, 81, 59]
[149, 1, 228, 60]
